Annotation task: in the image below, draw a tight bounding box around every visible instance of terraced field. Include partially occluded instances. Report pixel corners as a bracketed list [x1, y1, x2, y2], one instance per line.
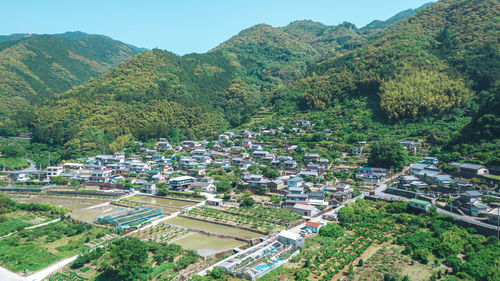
[172, 233, 245, 256]
[115, 195, 198, 213]
[184, 205, 302, 233]
[164, 216, 262, 240]
[130, 223, 190, 242]
[13, 195, 109, 211]
[70, 205, 129, 224]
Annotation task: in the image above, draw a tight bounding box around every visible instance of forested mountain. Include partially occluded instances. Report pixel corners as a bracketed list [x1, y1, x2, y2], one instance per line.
[22, 14, 420, 158]
[3, 0, 497, 164]
[293, 0, 498, 115]
[360, 2, 433, 34]
[0, 32, 144, 121]
[271, 0, 499, 164]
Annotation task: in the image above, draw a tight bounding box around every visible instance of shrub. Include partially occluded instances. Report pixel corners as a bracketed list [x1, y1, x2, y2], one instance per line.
[318, 223, 345, 238]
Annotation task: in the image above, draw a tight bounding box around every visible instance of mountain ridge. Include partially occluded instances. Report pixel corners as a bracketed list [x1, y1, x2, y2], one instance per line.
[0, 31, 145, 122]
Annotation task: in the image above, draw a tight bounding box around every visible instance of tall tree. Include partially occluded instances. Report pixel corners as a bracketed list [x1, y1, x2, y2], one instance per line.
[109, 237, 152, 281]
[368, 140, 409, 171]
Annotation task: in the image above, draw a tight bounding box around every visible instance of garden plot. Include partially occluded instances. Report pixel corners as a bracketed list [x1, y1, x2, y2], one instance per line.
[13, 195, 109, 211]
[164, 216, 263, 240]
[172, 233, 245, 256]
[349, 245, 442, 281]
[130, 223, 190, 242]
[183, 205, 302, 233]
[0, 221, 111, 272]
[115, 195, 198, 213]
[70, 205, 129, 224]
[0, 212, 49, 236]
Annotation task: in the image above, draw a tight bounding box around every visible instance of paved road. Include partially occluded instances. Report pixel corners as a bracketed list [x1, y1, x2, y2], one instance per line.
[21, 160, 37, 173]
[26, 256, 78, 281]
[437, 207, 500, 231]
[0, 219, 61, 240]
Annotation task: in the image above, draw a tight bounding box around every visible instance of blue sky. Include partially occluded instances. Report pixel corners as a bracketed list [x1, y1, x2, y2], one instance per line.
[2, 0, 433, 55]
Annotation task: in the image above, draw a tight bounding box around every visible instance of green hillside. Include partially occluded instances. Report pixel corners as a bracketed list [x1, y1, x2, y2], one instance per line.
[0, 32, 143, 123]
[360, 2, 434, 34]
[21, 17, 401, 158]
[3, 0, 498, 164]
[269, 0, 499, 164]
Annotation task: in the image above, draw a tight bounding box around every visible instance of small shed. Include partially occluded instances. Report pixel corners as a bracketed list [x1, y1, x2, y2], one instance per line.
[207, 198, 223, 207]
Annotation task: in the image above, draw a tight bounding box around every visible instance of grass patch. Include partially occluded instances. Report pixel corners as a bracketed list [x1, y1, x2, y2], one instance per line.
[3, 157, 29, 170]
[0, 220, 111, 272]
[484, 174, 500, 180]
[152, 262, 174, 276]
[0, 220, 32, 236]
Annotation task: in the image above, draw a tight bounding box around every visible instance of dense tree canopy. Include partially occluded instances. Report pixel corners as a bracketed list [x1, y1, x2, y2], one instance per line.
[368, 140, 409, 171]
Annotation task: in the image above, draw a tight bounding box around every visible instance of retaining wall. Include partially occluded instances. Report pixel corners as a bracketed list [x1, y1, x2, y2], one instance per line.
[178, 214, 268, 235]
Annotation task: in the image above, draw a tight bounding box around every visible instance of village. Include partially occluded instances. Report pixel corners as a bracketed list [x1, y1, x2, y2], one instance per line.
[0, 121, 499, 281]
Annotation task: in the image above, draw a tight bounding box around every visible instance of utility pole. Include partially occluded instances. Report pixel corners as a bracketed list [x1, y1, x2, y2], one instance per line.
[497, 206, 499, 240]
[48, 154, 51, 167]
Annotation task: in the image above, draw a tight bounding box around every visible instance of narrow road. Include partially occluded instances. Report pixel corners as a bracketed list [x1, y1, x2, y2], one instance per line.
[437, 208, 500, 231]
[0, 219, 61, 240]
[26, 256, 78, 281]
[20, 159, 37, 173]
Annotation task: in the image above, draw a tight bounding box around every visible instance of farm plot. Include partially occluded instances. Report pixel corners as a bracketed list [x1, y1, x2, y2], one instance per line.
[115, 195, 198, 213]
[164, 216, 263, 240]
[351, 245, 440, 281]
[70, 205, 128, 224]
[13, 195, 109, 211]
[172, 233, 245, 256]
[0, 212, 49, 236]
[0, 221, 111, 272]
[130, 223, 190, 242]
[183, 205, 302, 233]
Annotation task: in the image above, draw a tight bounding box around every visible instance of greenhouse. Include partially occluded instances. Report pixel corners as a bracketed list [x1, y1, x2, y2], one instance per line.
[96, 206, 162, 229]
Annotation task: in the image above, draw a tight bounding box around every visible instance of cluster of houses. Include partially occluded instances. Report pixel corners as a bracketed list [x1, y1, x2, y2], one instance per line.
[5, 125, 497, 224]
[392, 157, 495, 217]
[4, 128, 360, 218]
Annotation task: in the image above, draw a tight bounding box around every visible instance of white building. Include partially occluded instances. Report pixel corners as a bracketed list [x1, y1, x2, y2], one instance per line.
[278, 230, 304, 247]
[46, 166, 63, 178]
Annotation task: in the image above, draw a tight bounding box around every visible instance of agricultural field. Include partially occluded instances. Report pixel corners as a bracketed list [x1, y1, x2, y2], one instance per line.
[0, 220, 111, 272]
[47, 237, 200, 281]
[2, 157, 29, 170]
[47, 271, 88, 281]
[69, 205, 129, 224]
[173, 233, 245, 256]
[130, 223, 190, 242]
[0, 211, 48, 236]
[164, 216, 263, 240]
[12, 195, 109, 211]
[349, 245, 443, 281]
[256, 200, 500, 281]
[183, 205, 302, 233]
[115, 195, 198, 213]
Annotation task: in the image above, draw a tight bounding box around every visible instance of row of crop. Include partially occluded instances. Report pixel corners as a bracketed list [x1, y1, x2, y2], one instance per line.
[222, 205, 302, 224]
[184, 206, 279, 232]
[131, 224, 189, 242]
[300, 217, 404, 280]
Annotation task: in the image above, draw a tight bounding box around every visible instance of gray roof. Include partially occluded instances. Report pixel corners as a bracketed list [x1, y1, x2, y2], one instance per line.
[464, 190, 482, 197]
[306, 192, 325, 198]
[288, 194, 307, 198]
[293, 204, 317, 211]
[459, 163, 486, 170]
